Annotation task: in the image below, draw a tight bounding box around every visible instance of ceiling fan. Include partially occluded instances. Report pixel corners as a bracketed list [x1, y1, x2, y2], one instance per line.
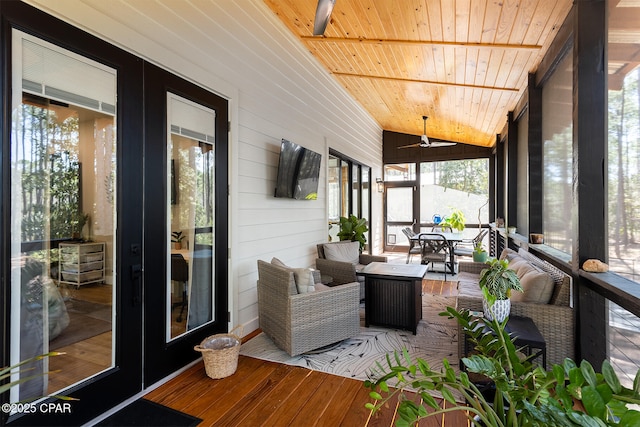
[398, 116, 457, 149]
[313, 0, 336, 36]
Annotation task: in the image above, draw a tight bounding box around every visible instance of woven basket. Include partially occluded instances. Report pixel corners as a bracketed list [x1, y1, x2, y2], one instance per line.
[194, 326, 242, 379]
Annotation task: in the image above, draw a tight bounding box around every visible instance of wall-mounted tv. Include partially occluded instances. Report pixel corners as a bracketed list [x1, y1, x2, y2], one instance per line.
[274, 139, 321, 200]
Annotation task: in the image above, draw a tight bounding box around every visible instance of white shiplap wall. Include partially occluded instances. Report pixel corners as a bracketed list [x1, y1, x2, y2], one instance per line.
[26, 0, 384, 334]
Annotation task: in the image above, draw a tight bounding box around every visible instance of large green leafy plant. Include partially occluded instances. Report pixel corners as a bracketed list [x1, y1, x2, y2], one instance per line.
[365, 307, 640, 427]
[337, 215, 368, 252]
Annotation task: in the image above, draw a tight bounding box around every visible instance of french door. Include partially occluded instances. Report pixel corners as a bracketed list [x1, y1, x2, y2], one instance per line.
[2, 4, 228, 425]
[3, 15, 144, 426]
[142, 64, 229, 385]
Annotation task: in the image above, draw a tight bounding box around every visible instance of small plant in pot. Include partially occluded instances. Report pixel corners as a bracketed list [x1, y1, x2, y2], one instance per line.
[171, 231, 185, 250]
[479, 257, 522, 322]
[337, 214, 368, 252]
[472, 241, 488, 263]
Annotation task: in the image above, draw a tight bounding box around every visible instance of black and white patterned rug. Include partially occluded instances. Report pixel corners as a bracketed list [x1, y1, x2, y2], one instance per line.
[240, 295, 460, 383]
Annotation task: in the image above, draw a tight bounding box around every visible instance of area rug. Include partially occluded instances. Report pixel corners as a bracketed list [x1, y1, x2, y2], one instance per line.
[240, 294, 460, 384]
[49, 299, 112, 350]
[95, 399, 201, 426]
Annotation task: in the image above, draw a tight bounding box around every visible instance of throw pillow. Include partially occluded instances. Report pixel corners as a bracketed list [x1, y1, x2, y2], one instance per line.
[499, 248, 519, 261]
[270, 258, 300, 295]
[507, 257, 529, 276]
[323, 241, 360, 265]
[292, 267, 315, 293]
[271, 257, 288, 267]
[511, 266, 554, 304]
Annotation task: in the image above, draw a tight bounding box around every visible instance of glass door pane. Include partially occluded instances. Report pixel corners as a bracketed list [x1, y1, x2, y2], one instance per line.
[328, 155, 340, 241]
[340, 160, 350, 217]
[352, 164, 360, 216]
[167, 94, 216, 340]
[385, 186, 414, 247]
[10, 31, 116, 401]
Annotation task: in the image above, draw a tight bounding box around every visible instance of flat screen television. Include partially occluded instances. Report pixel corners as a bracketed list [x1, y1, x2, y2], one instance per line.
[274, 139, 321, 200]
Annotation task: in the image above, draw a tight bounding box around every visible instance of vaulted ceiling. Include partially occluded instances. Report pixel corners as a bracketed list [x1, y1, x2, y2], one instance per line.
[264, 0, 573, 147]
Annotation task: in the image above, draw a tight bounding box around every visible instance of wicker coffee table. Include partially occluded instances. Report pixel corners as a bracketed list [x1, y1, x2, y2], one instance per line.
[360, 262, 428, 334]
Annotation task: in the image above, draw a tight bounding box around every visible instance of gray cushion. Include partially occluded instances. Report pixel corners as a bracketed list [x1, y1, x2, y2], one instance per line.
[270, 257, 315, 293]
[292, 267, 315, 293]
[323, 241, 360, 265]
[457, 278, 484, 299]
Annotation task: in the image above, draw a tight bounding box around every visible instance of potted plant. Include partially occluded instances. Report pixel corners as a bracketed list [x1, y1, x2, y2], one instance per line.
[472, 240, 488, 263]
[365, 307, 640, 427]
[171, 231, 185, 250]
[440, 208, 466, 232]
[72, 212, 90, 240]
[337, 215, 368, 252]
[479, 258, 522, 322]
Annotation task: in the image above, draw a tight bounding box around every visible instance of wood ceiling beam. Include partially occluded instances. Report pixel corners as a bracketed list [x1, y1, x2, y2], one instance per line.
[333, 72, 521, 92]
[301, 36, 542, 51]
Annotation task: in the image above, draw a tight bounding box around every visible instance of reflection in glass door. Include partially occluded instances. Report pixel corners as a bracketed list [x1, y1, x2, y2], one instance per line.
[9, 31, 117, 402]
[167, 94, 216, 340]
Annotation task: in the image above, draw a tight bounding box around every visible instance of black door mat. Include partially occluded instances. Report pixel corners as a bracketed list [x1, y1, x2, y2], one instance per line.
[95, 398, 201, 426]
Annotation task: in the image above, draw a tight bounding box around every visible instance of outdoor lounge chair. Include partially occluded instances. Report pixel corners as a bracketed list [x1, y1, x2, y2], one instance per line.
[314, 241, 387, 299]
[257, 260, 360, 356]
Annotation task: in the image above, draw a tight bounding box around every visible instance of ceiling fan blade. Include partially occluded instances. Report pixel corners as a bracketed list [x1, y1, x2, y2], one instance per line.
[428, 141, 457, 147]
[397, 143, 422, 149]
[313, 0, 336, 36]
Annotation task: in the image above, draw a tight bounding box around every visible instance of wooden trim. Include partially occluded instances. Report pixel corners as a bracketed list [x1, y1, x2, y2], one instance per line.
[302, 36, 543, 51]
[333, 72, 520, 92]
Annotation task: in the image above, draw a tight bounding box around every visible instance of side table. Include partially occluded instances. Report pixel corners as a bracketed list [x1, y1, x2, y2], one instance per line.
[360, 262, 427, 334]
[462, 315, 547, 369]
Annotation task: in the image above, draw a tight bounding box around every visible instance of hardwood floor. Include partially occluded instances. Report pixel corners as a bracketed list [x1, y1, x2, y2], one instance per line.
[144, 353, 471, 426]
[55, 277, 470, 425]
[145, 278, 470, 426]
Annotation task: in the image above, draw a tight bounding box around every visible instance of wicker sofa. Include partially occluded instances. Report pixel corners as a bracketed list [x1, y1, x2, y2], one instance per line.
[456, 248, 574, 367]
[256, 259, 360, 356]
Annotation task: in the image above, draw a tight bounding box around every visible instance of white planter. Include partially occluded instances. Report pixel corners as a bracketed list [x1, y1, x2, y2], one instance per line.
[483, 297, 511, 322]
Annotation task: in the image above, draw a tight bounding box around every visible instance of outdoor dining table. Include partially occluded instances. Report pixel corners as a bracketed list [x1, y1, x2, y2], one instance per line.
[409, 232, 464, 274]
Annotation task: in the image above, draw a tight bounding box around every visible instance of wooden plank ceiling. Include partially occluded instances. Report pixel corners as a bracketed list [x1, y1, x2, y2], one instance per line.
[264, 0, 573, 147]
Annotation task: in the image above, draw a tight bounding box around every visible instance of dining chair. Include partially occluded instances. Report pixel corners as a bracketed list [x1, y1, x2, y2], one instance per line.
[401, 227, 422, 264]
[454, 229, 488, 258]
[418, 233, 452, 279]
[171, 253, 189, 322]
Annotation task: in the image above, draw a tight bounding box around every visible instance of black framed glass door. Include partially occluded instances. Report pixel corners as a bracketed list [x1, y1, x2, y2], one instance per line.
[2, 5, 144, 425]
[142, 64, 229, 385]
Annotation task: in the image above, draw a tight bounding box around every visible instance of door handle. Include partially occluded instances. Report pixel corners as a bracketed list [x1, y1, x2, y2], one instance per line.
[131, 264, 142, 305]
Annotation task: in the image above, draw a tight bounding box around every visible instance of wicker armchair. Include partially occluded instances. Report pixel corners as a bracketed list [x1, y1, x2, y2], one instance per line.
[257, 260, 360, 356]
[315, 241, 387, 281]
[456, 249, 574, 367]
